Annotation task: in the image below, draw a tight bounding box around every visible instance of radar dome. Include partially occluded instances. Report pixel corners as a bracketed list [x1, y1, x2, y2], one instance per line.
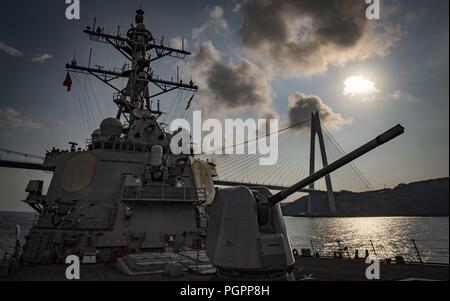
[91, 129, 101, 140]
[100, 118, 123, 137]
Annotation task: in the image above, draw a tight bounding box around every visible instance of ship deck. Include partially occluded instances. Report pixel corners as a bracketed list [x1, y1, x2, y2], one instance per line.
[292, 257, 449, 281]
[2, 257, 448, 281]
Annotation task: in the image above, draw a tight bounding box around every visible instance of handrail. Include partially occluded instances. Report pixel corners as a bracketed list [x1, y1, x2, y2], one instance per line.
[121, 184, 207, 203]
[0, 148, 44, 161]
[291, 238, 449, 264]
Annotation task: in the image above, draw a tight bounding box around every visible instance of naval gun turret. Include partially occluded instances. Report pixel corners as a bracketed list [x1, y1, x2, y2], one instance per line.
[206, 125, 404, 280]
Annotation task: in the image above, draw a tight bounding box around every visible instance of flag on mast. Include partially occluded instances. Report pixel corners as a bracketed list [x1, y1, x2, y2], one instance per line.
[63, 72, 73, 91]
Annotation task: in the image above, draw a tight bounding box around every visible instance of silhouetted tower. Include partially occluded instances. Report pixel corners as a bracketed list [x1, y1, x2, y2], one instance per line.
[308, 111, 337, 214]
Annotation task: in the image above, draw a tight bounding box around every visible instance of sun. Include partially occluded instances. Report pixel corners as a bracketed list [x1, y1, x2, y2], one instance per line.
[343, 76, 378, 97]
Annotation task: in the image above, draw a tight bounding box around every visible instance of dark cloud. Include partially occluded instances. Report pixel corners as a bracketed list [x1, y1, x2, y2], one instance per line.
[288, 92, 351, 130]
[240, 0, 402, 75]
[193, 41, 274, 117]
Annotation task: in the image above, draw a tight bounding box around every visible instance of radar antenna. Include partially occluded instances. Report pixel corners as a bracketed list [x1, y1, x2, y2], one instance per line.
[66, 9, 198, 124]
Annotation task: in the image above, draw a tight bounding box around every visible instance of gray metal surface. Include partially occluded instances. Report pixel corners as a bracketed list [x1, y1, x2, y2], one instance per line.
[19, 10, 212, 266]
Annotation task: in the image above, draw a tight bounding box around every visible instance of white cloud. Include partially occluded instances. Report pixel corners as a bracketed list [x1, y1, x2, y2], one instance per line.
[288, 92, 352, 131]
[0, 41, 23, 58]
[31, 53, 53, 63]
[0, 41, 52, 64]
[0, 108, 44, 130]
[390, 91, 417, 102]
[193, 6, 229, 40]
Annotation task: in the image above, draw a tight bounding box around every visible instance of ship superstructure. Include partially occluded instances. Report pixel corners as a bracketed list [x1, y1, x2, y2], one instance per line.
[21, 9, 217, 264]
[0, 9, 414, 282]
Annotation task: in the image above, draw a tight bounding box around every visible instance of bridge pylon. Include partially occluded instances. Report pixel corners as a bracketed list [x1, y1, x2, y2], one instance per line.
[308, 111, 337, 214]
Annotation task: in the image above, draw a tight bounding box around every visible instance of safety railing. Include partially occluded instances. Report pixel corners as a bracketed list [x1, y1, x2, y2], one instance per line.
[87, 140, 151, 153]
[0, 148, 44, 165]
[291, 238, 449, 264]
[121, 185, 208, 203]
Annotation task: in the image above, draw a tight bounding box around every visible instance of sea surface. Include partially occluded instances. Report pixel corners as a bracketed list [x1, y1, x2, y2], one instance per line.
[0, 211, 37, 257]
[285, 216, 449, 263]
[0, 212, 448, 264]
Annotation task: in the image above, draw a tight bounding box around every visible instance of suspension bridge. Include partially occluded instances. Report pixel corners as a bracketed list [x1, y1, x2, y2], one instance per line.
[207, 111, 374, 213]
[0, 111, 375, 214]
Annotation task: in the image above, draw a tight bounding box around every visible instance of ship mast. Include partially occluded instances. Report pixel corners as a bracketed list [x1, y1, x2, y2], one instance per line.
[66, 9, 198, 124]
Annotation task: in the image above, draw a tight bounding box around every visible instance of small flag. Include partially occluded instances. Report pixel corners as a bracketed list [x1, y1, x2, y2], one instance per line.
[185, 94, 194, 110]
[63, 72, 73, 92]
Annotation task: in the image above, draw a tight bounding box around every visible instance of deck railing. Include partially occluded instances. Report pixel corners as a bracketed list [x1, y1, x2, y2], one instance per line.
[121, 184, 208, 203]
[291, 239, 449, 264]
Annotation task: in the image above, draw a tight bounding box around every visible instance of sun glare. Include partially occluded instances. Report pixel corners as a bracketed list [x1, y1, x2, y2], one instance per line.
[343, 76, 377, 97]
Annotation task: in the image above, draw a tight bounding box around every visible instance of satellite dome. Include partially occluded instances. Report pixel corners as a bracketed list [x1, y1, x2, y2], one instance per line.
[100, 118, 123, 137]
[91, 129, 101, 140]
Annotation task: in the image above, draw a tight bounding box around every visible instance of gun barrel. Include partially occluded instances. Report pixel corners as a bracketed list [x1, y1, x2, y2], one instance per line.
[268, 124, 404, 206]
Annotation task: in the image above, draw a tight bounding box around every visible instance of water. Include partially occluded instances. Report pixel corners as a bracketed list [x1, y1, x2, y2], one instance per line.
[0, 212, 448, 264]
[0, 211, 37, 256]
[285, 216, 449, 264]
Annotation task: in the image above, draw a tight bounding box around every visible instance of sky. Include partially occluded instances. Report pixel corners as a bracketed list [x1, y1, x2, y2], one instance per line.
[0, 0, 448, 212]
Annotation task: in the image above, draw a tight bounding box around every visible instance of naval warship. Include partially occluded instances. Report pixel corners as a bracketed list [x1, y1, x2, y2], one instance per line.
[3, 9, 444, 282]
[17, 8, 216, 269]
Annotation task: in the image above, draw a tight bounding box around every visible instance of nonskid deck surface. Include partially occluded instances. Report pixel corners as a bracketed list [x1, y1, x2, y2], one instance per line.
[3, 263, 212, 281]
[293, 257, 449, 281]
[3, 258, 448, 281]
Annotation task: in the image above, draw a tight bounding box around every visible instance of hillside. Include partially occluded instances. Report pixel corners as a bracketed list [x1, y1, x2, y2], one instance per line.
[281, 178, 449, 217]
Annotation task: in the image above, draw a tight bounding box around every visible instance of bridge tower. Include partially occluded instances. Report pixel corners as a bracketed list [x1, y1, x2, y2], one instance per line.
[308, 111, 337, 214]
